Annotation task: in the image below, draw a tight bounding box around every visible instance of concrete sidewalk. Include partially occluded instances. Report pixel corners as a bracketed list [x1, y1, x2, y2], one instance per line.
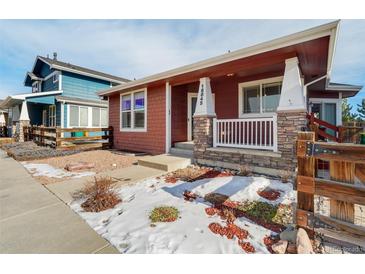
[0, 149, 118, 254]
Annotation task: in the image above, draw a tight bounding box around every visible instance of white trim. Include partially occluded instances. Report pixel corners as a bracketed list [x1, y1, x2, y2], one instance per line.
[32, 81, 41, 93]
[238, 76, 283, 118]
[309, 97, 342, 126]
[119, 88, 147, 132]
[58, 72, 63, 90]
[165, 82, 171, 153]
[99, 20, 340, 96]
[56, 97, 107, 108]
[10, 90, 63, 101]
[49, 105, 56, 127]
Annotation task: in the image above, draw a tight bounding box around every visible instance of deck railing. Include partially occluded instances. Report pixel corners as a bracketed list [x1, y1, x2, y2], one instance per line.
[213, 115, 277, 151]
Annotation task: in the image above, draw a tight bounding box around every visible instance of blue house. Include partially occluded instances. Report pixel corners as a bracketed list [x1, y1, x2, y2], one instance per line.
[1, 53, 129, 132]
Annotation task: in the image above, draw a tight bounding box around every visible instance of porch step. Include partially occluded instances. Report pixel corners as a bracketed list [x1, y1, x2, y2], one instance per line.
[169, 147, 193, 157]
[174, 141, 194, 150]
[138, 154, 192, 172]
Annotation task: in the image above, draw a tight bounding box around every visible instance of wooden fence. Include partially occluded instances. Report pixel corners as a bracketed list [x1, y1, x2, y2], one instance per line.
[24, 125, 113, 151]
[307, 113, 363, 143]
[296, 132, 365, 246]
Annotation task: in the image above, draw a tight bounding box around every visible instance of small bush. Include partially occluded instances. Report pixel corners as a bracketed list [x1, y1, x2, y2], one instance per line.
[149, 206, 179, 223]
[236, 201, 278, 223]
[74, 176, 121, 212]
[237, 164, 252, 176]
[279, 170, 292, 183]
[204, 192, 229, 205]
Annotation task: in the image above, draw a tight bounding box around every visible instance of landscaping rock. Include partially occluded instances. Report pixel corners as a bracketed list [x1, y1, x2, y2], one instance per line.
[296, 228, 314, 254]
[271, 240, 288, 254]
[280, 227, 297, 243]
[65, 161, 95, 171]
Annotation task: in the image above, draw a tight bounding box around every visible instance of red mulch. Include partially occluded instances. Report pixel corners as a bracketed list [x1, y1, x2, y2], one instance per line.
[208, 222, 248, 240]
[238, 240, 256, 253]
[257, 189, 281, 201]
[183, 190, 198, 201]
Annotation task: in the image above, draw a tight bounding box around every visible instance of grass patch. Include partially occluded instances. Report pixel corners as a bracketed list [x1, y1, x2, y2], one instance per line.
[236, 201, 278, 223]
[73, 176, 121, 212]
[149, 206, 179, 223]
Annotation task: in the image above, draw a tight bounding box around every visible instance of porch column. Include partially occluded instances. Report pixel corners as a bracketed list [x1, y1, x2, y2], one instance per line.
[193, 77, 216, 160]
[276, 57, 307, 171]
[18, 100, 30, 142]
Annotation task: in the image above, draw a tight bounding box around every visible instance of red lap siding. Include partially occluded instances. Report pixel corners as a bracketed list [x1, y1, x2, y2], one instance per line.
[109, 85, 166, 155]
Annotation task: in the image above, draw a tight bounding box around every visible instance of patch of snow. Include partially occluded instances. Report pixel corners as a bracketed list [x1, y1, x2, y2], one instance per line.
[71, 176, 296, 254]
[22, 162, 95, 179]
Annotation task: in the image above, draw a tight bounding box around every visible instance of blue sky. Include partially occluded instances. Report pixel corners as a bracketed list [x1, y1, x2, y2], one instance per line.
[0, 19, 364, 113]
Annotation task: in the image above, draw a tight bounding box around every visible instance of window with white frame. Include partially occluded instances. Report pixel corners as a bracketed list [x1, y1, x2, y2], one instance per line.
[120, 89, 146, 131]
[52, 72, 59, 83]
[69, 105, 88, 127]
[92, 107, 108, 127]
[32, 81, 40, 93]
[49, 105, 56, 127]
[239, 78, 282, 115]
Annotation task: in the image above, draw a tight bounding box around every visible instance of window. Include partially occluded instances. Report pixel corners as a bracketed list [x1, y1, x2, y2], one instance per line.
[32, 81, 40, 93]
[52, 72, 59, 83]
[120, 89, 146, 131]
[49, 105, 56, 127]
[80, 107, 88, 127]
[69, 105, 79, 127]
[239, 77, 282, 116]
[92, 107, 108, 127]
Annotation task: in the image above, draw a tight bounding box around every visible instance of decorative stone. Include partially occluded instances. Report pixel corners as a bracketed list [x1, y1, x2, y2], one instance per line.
[296, 228, 314, 254]
[280, 227, 298, 243]
[271, 240, 288, 254]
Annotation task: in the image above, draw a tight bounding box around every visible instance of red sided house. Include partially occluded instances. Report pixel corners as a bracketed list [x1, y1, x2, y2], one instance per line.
[99, 21, 362, 175]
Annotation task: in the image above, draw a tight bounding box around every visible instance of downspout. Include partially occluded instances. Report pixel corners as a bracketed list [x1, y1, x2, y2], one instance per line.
[303, 74, 328, 110]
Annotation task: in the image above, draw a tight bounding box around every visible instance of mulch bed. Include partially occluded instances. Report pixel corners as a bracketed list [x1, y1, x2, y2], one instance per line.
[2, 141, 78, 161]
[257, 188, 281, 201]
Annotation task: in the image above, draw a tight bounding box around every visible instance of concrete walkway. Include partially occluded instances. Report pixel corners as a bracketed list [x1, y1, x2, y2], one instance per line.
[0, 149, 118, 254]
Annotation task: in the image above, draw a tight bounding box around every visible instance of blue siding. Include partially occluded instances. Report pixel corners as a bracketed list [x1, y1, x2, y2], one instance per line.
[62, 71, 110, 100]
[39, 63, 53, 78]
[56, 103, 61, 127]
[27, 95, 55, 104]
[42, 76, 58, 92]
[64, 104, 67, 127]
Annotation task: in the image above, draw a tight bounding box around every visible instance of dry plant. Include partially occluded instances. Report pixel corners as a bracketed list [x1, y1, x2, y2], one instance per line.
[279, 170, 292, 183]
[73, 176, 121, 212]
[238, 164, 252, 176]
[149, 206, 179, 222]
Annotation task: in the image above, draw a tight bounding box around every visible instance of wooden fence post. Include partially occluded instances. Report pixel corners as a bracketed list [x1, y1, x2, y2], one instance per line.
[296, 131, 315, 236]
[56, 127, 61, 149]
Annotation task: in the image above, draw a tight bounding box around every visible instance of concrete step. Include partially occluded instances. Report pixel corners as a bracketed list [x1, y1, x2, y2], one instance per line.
[138, 154, 192, 172]
[174, 141, 194, 150]
[169, 147, 193, 157]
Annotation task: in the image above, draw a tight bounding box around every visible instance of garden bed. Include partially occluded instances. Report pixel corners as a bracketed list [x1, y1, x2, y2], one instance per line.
[71, 171, 296, 254]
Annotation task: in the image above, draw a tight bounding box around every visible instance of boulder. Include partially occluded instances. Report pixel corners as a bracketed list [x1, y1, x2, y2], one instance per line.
[271, 240, 288, 254]
[280, 227, 297, 243]
[65, 161, 95, 171]
[296, 228, 314, 254]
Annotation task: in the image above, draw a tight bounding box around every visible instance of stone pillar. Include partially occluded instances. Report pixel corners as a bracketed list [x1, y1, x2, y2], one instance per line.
[193, 77, 216, 160]
[18, 101, 30, 142]
[277, 111, 307, 171]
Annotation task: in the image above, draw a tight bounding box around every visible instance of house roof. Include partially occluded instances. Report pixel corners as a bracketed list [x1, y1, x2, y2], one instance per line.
[38, 56, 131, 84]
[98, 20, 341, 96]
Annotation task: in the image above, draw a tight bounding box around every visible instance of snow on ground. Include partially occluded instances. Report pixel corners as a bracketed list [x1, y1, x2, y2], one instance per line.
[71, 176, 295, 254]
[22, 162, 95, 179]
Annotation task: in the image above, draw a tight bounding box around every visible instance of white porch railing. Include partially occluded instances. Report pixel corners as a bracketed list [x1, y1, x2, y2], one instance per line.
[213, 115, 278, 152]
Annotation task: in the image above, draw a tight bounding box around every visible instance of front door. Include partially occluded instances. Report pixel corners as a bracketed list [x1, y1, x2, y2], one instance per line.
[187, 93, 197, 141]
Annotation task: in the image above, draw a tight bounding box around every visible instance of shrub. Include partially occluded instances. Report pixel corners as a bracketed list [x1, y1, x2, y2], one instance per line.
[238, 164, 252, 176]
[204, 192, 229, 205]
[149, 206, 179, 223]
[279, 170, 292, 183]
[74, 176, 121, 212]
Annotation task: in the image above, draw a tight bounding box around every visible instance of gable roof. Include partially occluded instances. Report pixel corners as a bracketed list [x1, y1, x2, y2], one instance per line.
[98, 20, 340, 96]
[26, 55, 131, 85]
